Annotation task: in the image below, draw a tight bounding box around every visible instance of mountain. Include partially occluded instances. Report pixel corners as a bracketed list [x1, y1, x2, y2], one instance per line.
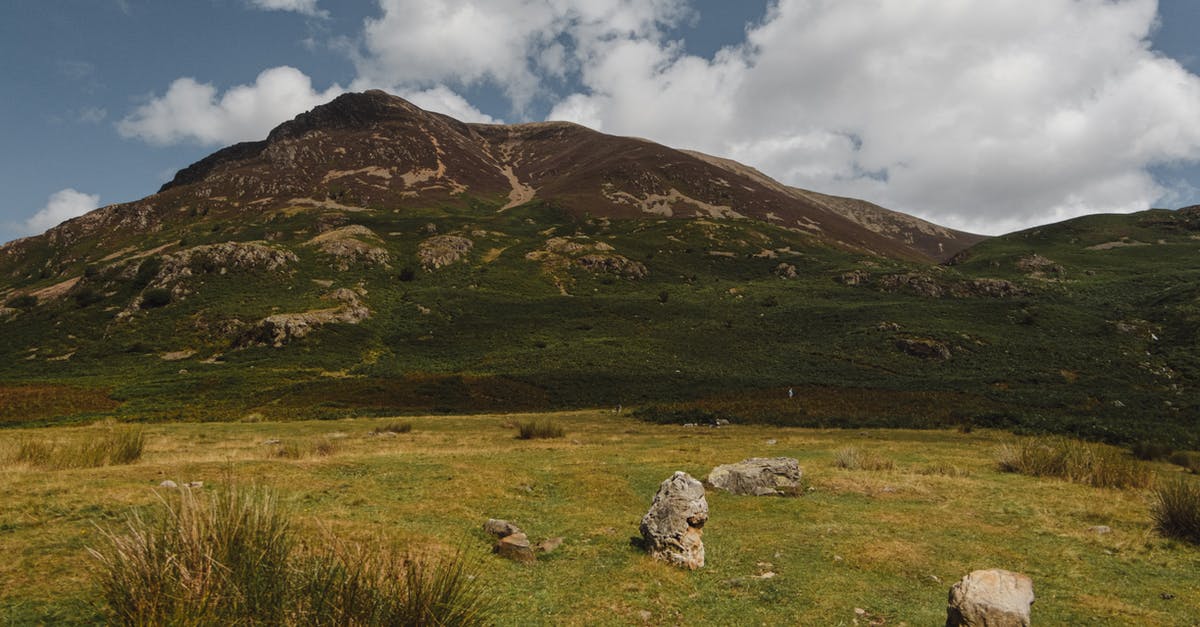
[0, 91, 1196, 448]
[1, 90, 979, 272]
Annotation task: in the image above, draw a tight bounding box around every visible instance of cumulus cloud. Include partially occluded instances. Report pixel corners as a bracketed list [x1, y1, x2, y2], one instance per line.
[397, 85, 500, 124]
[247, 0, 327, 18]
[354, 0, 689, 111]
[117, 67, 345, 145]
[22, 189, 100, 236]
[547, 0, 1200, 233]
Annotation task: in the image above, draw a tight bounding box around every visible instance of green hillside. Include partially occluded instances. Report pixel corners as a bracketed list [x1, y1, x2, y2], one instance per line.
[1, 199, 1197, 446]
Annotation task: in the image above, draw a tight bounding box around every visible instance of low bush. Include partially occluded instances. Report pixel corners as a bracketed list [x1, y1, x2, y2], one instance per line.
[833, 447, 894, 471]
[997, 437, 1154, 489]
[1151, 476, 1200, 544]
[1130, 441, 1174, 461]
[140, 288, 172, 309]
[916, 461, 970, 477]
[371, 421, 413, 435]
[1169, 451, 1200, 474]
[516, 420, 565, 440]
[90, 484, 494, 625]
[273, 437, 340, 459]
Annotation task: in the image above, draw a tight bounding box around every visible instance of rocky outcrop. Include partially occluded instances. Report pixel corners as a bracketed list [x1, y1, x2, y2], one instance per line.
[237, 289, 370, 348]
[418, 235, 473, 269]
[639, 471, 708, 570]
[575, 254, 647, 279]
[946, 569, 1034, 627]
[151, 242, 298, 296]
[895, 338, 952, 360]
[1016, 254, 1064, 278]
[774, 262, 798, 279]
[483, 518, 538, 564]
[708, 457, 803, 496]
[306, 225, 390, 270]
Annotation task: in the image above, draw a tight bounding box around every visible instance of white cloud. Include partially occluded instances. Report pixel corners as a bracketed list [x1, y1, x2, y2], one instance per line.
[546, 0, 1200, 234]
[398, 85, 500, 124]
[247, 0, 327, 18]
[354, 0, 688, 111]
[22, 189, 100, 236]
[117, 67, 344, 145]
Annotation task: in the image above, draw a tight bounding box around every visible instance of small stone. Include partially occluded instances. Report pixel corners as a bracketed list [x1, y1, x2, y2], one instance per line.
[765, 439, 777, 445]
[1161, 592, 1175, 600]
[855, 608, 867, 616]
[535, 537, 564, 553]
[754, 571, 777, 579]
[494, 532, 536, 564]
[833, 555, 844, 562]
[484, 518, 523, 538]
[262, 439, 281, 445]
[184, 481, 203, 489]
[1089, 525, 1112, 534]
[158, 480, 178, 489]
[637, 610, 652, 622]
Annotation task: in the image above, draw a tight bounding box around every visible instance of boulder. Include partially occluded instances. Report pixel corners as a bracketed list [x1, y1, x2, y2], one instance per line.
[946, 569, 1034, 627]
[493, 532, 536, 564]
[708, 457, 802, 496]
[158, 480, 178, 489]
[896, 337, 952, 360]
[483, 518, 523, 539]
[639, 471, 708, 570]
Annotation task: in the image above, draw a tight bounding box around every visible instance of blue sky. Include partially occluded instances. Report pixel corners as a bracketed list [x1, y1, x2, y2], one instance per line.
[3, 0, 1200, 243]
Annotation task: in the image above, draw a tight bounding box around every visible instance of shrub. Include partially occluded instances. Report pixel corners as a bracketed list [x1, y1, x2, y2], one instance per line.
[916, 461, 971, 477]
[398, 267, 416, 282]
[833, 447, 894, 471]
[140, 288, 172, 309]
[1169, 451, 1200, 474]
[1131, 441, 1174, 461]
[997, 437, 1154, 489]
[1151, 477, 1200, 544]
[90, 484, 495, 626]
[371, 421, 413, 435]
[516, 420, 565, 440]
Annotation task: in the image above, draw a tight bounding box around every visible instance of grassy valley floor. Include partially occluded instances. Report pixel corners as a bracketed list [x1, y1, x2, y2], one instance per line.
[1, 411, 1197, 625]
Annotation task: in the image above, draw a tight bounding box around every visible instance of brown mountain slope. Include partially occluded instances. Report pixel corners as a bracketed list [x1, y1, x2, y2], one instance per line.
[2, 90, 979, 274]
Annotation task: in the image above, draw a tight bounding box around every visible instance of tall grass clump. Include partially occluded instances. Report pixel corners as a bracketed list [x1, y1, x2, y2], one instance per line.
[516, 419, 565, 440]
[10, 427, 144, 470]
[90, 484, 495, 626]
[371, 421, 413, 435]
[1151, 477, 1200, 544]
[997, 437, 1154, 489]
[90, 485, 292, 625]
[297, 544, 492, 626]
[833, 447, 894, 471]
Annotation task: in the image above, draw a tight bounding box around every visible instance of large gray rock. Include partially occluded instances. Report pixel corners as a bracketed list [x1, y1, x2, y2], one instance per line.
[493, 532, 536, 564]
[946, 569, 1034, 627]
[708, 457, 802, 496]
[639, 471, 708, 570]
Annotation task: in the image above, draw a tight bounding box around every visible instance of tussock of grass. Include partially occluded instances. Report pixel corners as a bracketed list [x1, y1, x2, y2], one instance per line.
[516, 420, 564, 440]
[833, 446, 894, 471]
[371, 421, 413, 435]
[1151, 477, 1200, 544]
[1168, 451, 1200, 474]
[89, 484, 493, 626]
[273, 437, 340, 459]
[916, 461, 970, 477]
[7, 427, 144, 470]
[1131, 441, 1174, 461]
[997, 437, 1155, 489]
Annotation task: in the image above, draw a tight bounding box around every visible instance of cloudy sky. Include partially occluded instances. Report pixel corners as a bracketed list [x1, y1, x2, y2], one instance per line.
[3, 0, 1200, 243]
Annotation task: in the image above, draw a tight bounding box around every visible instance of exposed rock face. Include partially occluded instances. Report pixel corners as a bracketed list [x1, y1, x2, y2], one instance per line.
[306, 225, 390, 270]
[1016, 254, 1064, 278]
[878, 272, 945, 297]
[152, 242, 298, 296]
[839, 269, 871, 285]
[896, 338, 952, 360]
[238, 289, 370, 348]
[484, 518, 523, 539]
[708, 457, 803, 496]
[575, 253, 647, 279]
[639, 471, 708, 570]
[955, 278, 1026, 298]
[418, 234, 473, 269]
[946, 569, 1034, 627]
[774, 262, 798, 279]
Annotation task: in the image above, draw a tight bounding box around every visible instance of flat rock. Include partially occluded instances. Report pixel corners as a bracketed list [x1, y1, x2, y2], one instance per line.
[484, 518, 523, 539]
[494, 532, 536, 564]
[708, 457, 802, 496]
[946, 569, 1034, 627]
[535, 537, 564, 553]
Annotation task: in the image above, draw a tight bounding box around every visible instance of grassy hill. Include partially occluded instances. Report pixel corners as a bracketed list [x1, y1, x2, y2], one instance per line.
[1, 201, 1198, 447]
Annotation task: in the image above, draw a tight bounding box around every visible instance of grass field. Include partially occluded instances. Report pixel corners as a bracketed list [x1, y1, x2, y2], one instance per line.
[1, 411, 1197, 625]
